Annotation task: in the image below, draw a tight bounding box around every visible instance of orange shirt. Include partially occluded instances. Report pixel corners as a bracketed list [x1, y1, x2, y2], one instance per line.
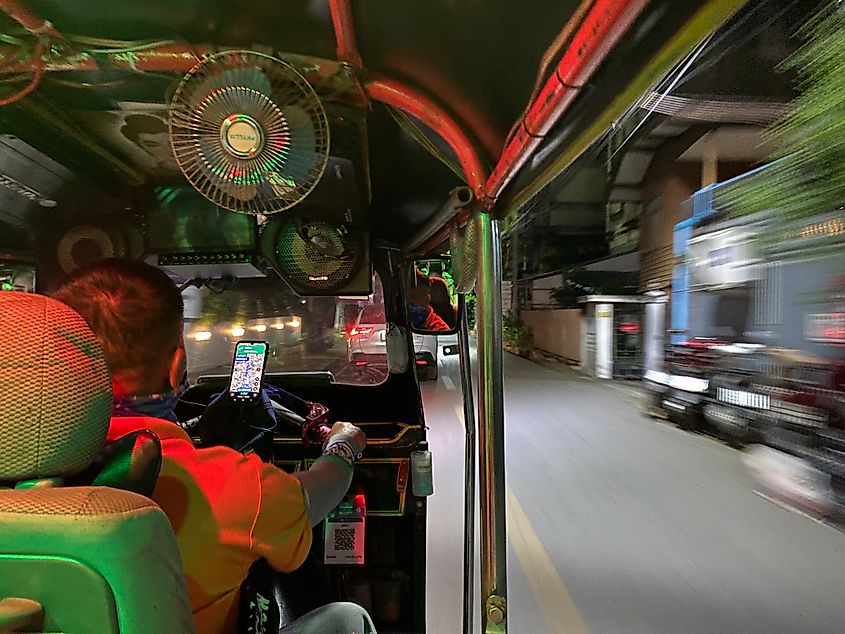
[108, 416, 312, 634]
[422, 306, 450, 332]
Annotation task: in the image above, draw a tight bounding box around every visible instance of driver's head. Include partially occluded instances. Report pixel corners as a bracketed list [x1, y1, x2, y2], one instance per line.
[52, 258, 185, 396]
[428, 276, 450, 305]
[408, 281, 431, 307]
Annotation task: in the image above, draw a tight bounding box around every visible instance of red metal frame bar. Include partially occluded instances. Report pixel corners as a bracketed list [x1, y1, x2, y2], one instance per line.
[329, 0, 486, 249]
[504, 0, 593, 148]
[328, 0, 486, 251]
[0, 0, 63, 39]
[366, 77, 488, 252]
[486, 0, 650, 204]
[328, 0, 363, 69]
[366, 78, 487, 200]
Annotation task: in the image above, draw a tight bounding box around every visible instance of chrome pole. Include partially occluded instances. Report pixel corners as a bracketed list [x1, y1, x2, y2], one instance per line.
[458, 293, 477, 634]
[474, 212, 507, 632]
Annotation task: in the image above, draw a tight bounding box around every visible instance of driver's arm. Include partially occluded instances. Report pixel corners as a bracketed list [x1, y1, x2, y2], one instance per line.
[294, 422, 366, 527]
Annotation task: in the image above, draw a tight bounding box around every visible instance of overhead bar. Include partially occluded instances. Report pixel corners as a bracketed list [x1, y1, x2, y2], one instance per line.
[486, 0, 649, 204]
[503, 0, 750, 217]
[402, 187, 473, 254]
[328, 0, 363, 69]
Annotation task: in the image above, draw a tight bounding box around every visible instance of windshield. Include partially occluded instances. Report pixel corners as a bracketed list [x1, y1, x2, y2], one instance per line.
[182, 272, 388, 386]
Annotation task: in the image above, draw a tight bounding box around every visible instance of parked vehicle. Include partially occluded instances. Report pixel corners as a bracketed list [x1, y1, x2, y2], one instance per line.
[643, 339, 722, 430]
[413, 333, 440, 382]
[703, 344, 770, 445]
[735, 350, 845, 515]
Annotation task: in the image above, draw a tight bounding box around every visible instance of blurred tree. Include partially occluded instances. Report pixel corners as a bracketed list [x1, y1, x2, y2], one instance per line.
[722, 2, 845, 220]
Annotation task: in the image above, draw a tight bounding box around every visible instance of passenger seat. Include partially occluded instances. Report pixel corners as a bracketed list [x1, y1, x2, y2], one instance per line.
[0, 292, 194, 633]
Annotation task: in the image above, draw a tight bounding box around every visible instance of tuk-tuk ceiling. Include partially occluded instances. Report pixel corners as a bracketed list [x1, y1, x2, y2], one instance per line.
[19, 0, 575, 164]
[1, 0, 749, 247]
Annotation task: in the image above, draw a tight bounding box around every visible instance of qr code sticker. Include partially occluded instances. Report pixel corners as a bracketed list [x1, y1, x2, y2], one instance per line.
[325, 519, 364, 565]
[333, 527, 356, 552]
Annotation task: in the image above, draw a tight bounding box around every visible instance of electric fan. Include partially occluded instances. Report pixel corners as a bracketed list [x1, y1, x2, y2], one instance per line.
[169, 51, 330, 214]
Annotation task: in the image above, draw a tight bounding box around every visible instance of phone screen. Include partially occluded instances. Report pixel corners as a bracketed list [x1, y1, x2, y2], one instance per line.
[228, 341, 269, 402]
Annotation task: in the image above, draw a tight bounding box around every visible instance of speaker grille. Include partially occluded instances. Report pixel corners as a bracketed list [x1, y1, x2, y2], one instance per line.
[273, 220, 360, 292]
[56, 225, 119, 274]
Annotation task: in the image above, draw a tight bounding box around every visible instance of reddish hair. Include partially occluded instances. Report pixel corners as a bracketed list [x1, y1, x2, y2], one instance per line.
[52, 258, 183, 375]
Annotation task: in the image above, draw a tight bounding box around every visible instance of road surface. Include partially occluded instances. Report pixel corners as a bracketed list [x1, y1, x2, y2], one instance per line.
[424, 348, 845, 633]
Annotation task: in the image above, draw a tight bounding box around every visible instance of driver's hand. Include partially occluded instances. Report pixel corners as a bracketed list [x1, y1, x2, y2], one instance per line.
[324, 422, 367, 456]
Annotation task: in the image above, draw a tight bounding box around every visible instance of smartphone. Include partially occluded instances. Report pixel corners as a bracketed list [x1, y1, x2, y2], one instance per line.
[228, 341, 269, 403]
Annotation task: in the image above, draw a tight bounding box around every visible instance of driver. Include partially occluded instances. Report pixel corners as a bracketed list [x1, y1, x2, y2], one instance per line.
[408, 278, 450, 332]
[53, 258, 375, 634]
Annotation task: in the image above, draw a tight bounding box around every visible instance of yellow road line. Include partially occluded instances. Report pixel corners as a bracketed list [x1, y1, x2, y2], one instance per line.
[507, 488, 589, 634]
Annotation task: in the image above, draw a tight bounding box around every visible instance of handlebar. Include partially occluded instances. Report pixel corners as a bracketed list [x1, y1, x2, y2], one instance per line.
[268, 399, 331, 445]
[180, 388, 332, 448]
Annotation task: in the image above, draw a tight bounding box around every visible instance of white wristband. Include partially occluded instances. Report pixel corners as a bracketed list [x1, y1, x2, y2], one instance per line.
[323, 438, 357, 467]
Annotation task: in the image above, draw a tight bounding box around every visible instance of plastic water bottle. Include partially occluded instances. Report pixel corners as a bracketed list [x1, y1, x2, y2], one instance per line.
[410, 440, 434, 496]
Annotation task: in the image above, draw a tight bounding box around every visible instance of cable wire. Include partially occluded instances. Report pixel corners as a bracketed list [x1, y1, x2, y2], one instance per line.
[0, 39, 44, 106]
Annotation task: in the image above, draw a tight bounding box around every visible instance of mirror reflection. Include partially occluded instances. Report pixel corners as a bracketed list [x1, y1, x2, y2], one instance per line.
[409, 258, 458, 334]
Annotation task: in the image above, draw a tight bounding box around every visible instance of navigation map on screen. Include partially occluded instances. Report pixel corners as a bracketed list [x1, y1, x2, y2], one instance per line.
[229, 341, 268, 401]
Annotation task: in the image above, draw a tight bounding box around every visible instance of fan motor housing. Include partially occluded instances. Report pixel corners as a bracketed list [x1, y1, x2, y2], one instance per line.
[220, 114, 265, 158]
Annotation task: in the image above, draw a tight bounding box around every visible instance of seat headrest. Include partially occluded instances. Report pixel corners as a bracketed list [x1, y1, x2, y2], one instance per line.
[0, 292, 111, 481]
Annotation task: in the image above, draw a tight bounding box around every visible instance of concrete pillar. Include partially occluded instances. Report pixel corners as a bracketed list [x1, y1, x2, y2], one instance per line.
[595, 303, 613, 379]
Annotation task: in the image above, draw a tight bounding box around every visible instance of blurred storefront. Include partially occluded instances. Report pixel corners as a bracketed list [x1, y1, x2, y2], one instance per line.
[672, 162, 845, 361]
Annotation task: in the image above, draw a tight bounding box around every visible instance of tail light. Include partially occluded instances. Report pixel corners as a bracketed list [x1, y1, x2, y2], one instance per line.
[349, 326, 374, 337]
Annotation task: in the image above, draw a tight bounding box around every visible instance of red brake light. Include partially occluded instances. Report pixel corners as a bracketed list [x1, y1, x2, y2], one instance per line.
[349, 326, 374, 337]
[416, 359, 428, 366]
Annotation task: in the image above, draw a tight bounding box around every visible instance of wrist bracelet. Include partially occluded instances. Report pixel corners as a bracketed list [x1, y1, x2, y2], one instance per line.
[323, 439, 357, 467]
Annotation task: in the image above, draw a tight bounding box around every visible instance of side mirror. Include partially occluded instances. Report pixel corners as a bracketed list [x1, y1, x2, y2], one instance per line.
[408, 257, 459, 336]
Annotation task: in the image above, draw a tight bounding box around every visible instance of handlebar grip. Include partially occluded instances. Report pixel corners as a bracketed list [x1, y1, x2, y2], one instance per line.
[302, 421, 332, 446]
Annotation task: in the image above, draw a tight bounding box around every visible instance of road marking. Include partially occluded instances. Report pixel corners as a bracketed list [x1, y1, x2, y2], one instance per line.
[442, 374, 456, 391]
[507, 488, 589, 634]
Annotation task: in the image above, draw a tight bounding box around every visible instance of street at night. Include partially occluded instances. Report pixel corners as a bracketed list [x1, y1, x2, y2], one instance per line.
[426, 348, 845, 634]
